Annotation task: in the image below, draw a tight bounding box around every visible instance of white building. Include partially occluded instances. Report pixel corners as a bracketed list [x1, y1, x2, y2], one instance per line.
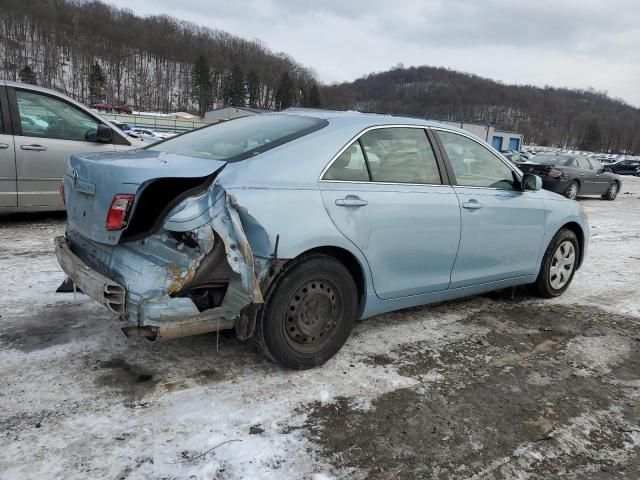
[203, 106, 270, 124]
[436, 120, 523, 151]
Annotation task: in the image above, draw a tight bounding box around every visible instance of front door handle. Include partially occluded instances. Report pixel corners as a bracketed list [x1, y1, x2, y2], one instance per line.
[21, 144, 47, 151]
[0, 143, 9, 149]
[462, 200, 483, 210]
[335, 196, 368, 207]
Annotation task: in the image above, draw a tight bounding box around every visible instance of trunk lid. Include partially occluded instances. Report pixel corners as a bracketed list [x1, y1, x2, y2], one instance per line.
[518, 162, 554, 177]
[64, 149, 226, 245]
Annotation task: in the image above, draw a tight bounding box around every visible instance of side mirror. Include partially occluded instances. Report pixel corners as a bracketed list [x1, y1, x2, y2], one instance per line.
[603, 166, 613, 173]
[96, 124, 114, 143]
[522, 173, 542, 191]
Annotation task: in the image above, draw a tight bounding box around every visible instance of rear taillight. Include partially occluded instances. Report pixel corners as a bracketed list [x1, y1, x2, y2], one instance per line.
[60, 182, 65, 206]
[548, 168, 563, 178]
[105, 194, 135, 231]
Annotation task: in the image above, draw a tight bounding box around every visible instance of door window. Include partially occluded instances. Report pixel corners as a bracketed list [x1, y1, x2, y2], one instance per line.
[576, 157, 591, 170]
[15, 90, 101, 142]
[323, 141, 370, 181]
[588, 159, 603, 171]
[360, 128, 441, 184]
[437, 131, 516, 189]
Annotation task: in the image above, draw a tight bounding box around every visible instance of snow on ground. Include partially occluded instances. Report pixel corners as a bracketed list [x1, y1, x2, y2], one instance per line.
[0, 178, 639, 479]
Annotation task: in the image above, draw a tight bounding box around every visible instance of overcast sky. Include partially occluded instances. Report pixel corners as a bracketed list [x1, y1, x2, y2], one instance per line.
[110, 0, 640, 107]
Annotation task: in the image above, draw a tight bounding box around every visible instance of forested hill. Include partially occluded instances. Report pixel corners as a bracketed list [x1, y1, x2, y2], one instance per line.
[0, 0, 321, 114]
[321, 66, 640, 154]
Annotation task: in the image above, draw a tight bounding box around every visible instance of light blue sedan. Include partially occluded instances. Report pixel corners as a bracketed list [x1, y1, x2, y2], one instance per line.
[56, 110, 589, 368]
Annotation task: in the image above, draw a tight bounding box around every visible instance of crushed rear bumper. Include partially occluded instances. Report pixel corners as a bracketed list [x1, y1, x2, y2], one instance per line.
[55, 236, 126, 315]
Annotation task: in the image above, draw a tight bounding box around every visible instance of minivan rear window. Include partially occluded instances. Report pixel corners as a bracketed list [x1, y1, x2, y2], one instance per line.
[149, 114, 327, 162]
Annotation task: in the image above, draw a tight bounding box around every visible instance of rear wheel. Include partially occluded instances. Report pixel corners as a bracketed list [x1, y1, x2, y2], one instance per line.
[602, 182, 619, 200]
[564, 181, 579, 200]
[255, 254, 357, 369]
[530, 228, 579, 298]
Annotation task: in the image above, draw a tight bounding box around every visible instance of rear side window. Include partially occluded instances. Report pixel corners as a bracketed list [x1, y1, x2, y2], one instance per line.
[576, 158, 591, 169]
[324, 142, 370, 181]
[361, 128, 441, 184]
[150, 114, 327, 162]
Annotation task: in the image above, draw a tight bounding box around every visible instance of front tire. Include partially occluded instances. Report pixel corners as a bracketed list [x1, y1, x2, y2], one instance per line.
[255, 254, 358, 369]
[602, 182, 619, 200]
[564, 181, 579, 200]
[530, 229, 579, 298]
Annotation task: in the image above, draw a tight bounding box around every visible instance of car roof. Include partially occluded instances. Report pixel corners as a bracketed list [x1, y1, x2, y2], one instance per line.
[280, 108, 469, 135]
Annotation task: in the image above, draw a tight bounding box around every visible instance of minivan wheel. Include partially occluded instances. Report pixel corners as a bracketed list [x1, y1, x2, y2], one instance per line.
[255, 254, 357, 369]
[530, 228, 579, 298]
[602, 182, 619, 200]
[565, 181, 579, 200]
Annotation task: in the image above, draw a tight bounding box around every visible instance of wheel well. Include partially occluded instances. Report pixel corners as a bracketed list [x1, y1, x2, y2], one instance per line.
[301, 246, 366, 315]
[561, 221, 585, 267]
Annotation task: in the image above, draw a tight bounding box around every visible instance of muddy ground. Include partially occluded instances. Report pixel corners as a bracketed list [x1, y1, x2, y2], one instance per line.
[1, 177, 639, 479]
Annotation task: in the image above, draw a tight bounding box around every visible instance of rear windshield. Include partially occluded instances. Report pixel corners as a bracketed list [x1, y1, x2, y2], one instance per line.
[532, 155, 574, 166]
[149, 114, 327, 161]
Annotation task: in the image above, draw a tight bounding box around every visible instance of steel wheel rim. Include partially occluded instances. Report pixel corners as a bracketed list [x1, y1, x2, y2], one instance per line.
[283, 279, 339, 353]
[567, 184, 578, 199]
[549, 240, 576, 289]
[608, 183, 618, 197]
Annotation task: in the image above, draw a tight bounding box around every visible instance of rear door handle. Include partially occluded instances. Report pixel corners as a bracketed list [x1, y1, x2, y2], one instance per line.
[0, 143, 9, 149]
[21, 144, 47, 151]
[335, 196, 368, 207]
[462, 200, 483, 210]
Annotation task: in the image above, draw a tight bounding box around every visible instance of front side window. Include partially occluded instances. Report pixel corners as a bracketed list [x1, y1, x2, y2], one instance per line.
[437, 131, 516, 190]
[16, 90, 101, 142]
[150, 114, 326, 162]
[588, 159, 603, 171]
[360, 128, 441, 184]
[323, 142, 370, 181]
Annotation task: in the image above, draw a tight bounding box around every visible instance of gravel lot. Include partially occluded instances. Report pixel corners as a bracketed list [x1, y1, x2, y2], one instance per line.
[1, 177, 639, 479]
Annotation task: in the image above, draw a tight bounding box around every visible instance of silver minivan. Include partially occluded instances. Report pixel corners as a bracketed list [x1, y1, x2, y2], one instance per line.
[0, 80, 140, 213]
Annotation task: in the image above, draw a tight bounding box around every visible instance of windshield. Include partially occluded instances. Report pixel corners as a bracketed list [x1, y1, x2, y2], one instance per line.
[531, 155, 574, 166]
[149, 114, 327, 161]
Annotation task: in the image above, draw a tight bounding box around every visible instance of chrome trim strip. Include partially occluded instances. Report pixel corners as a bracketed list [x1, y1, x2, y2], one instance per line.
[319, 179, 450, 188]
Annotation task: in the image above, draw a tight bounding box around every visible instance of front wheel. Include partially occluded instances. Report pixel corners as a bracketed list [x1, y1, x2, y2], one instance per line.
[255, 254, 358, 369]
[530, 229, 579, 298]
[602, 182, 619, 201]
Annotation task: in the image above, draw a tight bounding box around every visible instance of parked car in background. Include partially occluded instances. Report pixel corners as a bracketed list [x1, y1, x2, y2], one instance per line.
[110, 120, 133, 131]
[90, 102, 113, 112]
[605, 158, 640, 175]
[56, 112, 589, 369]
[0, 80, 140, 213]
[520, 154, 620, 200]
[127, 127, 175, 142]
[114, 105, 133, 114]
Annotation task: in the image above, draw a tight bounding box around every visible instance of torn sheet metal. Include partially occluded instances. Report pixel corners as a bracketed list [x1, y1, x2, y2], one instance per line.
[65, 184, 267, 336]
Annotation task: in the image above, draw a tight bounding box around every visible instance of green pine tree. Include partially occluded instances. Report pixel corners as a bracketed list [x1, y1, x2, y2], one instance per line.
[18, 65, 37, 85]
[304, 82, 321, 108]
[88, 61, 106, 102]
[246, 70, 260, 108]
[275, 71, 294, 110]
[191, 55, 212, 116]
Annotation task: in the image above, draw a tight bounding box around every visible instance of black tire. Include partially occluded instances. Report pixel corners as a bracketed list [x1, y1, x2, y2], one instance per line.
[564, 181, 579, 200]
[601, 182, 619, 201]
[255, 254, 358, 369]
[530, 228, 579, 298]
